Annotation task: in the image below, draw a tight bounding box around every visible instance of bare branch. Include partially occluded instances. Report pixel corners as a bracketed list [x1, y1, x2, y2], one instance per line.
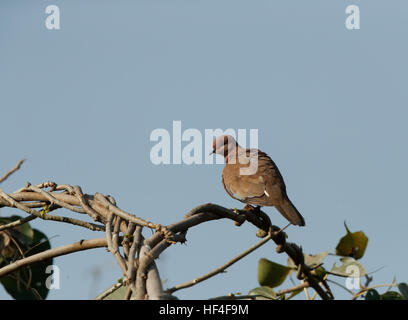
[0, 215, 37, 232]
[0, 188, 105, 232]
[0, 159, 25, 184]
[94, 193, 159, 230]
[0, 238, 110, 278]
[0, 181, 333, 300]
[95, 282, 124, 300]
[166, 234, 272, 294]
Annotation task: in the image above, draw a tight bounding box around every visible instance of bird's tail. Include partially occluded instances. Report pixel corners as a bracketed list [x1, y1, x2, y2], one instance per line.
[275, 197, 305, 226]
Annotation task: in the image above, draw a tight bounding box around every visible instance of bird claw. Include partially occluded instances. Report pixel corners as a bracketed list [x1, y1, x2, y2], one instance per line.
[243, 204, 254, 212]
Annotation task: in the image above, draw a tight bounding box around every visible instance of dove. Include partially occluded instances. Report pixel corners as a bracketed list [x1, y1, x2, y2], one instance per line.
[211, 135, 305, 226]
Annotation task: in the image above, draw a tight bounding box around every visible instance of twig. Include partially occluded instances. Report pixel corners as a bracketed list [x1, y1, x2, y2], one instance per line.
[277, 281, 309, 296]
[0, 215, 37, 232]
[94, 193, 159, 230]
[0, 238, 111, 278]
[0, 159, 25, 184]
[166, 234, 272, 294]
[326, 278, 355, 295]
[210, 282, 309, 300]
[95, 282, 124, 300]
[73, 185, 101, 221]
[352, 283, 399, 300]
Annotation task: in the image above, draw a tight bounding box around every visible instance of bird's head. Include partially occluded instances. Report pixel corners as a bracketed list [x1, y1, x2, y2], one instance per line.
[210, 135, 238, 157]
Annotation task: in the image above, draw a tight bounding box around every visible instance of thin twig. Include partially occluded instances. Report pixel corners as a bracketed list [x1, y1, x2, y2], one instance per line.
[0, 215, 37, 232]
[326, 278, 355, 295]
[352, 283, 399, 300]
[210, 282, 309, 300]
[277, 281, 309, 296]
[0, 159, 25, 184]
[73, 185, 100, 221]
[166, 234, 272, 294]
[94, 193, 159, 230]
[95, 282, 124, 300]
[0, 238, 111, 278]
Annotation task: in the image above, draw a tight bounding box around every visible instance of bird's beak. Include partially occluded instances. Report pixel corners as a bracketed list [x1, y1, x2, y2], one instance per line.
[209, 150, 215, 156]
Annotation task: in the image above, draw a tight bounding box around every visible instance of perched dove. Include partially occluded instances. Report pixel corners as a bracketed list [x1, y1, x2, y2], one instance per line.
[211, 135, 305, 226]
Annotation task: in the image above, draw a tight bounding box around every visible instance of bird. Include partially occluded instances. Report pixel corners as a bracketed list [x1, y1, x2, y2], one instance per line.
[211, 135, 305, 226]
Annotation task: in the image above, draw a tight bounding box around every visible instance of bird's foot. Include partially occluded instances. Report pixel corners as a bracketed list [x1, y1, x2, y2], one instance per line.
[243, 204, 255, 212]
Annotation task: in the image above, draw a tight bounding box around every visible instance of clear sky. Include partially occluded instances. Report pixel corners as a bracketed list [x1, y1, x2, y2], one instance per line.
[0, 0, 407, 300]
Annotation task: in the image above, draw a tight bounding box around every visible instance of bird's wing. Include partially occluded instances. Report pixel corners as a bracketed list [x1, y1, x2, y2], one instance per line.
[222, 149, 287, 203]
[222, 170, 266, 201]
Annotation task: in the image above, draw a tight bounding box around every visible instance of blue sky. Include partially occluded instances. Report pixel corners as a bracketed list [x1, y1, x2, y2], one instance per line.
[0, 0, 407, 299]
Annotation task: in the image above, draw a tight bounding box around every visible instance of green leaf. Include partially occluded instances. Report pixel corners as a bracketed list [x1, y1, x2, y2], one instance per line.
[365, 289, 380, 300]
[380, 291, 404, 300]
[288, 251, 328, 274]
[335, 222, 368, 260]
[0, 216, 34, 243]
[365, 288, 405, 300]
[398, 283, 408, 300]
[0, 228, 52, 300]
[258, 258, 291, 288]
[288, 251, 328, 269]
[1, 216, 35, 266]
[330, 257, 366, 277]
[248, 286, 277, 300]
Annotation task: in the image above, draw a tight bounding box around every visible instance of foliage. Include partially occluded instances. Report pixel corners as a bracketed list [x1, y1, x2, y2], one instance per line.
[249, 223, 407, 300]
[0, 216, 52, 300]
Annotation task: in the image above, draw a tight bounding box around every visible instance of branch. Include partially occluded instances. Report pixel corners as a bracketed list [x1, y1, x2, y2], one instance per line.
[0, 238, 111, 278]
[209, 282, 309, 300]
[0, 215, 37, 232]
[166, 234, 272, 294]
[0, 159, 25, 184]
[0, 188, 105, 232]
[138, 203, 333, 300]
[352, 283, 399, 300]
[0, 180, 332, 300]
[95, 282, 124, 300]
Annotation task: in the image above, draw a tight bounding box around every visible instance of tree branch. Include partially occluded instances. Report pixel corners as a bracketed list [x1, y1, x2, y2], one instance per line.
[95, 282, 124, 300]
[0, 181, 333, 300]
[0, 238, 111, 278]
[0, 159, 25, 184]
[166, 234, 272, 294]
